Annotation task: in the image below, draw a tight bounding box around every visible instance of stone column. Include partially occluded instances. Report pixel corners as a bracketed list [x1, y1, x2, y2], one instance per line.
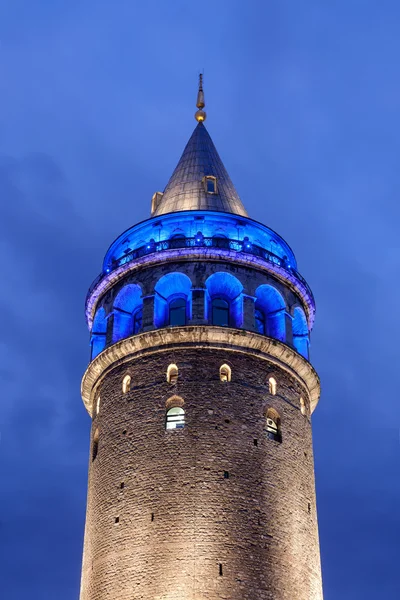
[105, 313, 114, 346]
[142, 295, 155, 331]
[285, 312, 293, 346]
[243, 295, 256, 331]
[189, 288, 207, 324]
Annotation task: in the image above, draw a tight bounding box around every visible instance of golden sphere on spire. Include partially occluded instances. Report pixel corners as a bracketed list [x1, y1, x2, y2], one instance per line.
[195, 109, 207, 122]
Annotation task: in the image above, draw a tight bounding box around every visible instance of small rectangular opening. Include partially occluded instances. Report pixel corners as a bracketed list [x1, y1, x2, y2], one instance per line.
[219, 563, 223, 576]
[223, 471, 229, 479]
[254, 439, 258, 446]
[120, 482, 124, 489]
[115, 517, 119, 524]
[151, 513, 154, 522]
[308, 502, 311, 514]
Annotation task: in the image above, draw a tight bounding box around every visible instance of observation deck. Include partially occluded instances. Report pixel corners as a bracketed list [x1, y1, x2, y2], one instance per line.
[86, 211, 315, 328]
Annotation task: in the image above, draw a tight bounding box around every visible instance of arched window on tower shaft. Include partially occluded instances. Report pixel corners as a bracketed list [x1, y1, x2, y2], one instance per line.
[219, 364, 231, 382]
[166, 407, 185, 430]
[167, 364, 179, 384]
[268, 377, 277, 395]
[165, 395, 185, 430]
[265, 408, 282, 443]
[300, 397, 308, 416]
[122, 375, 131, 394]
[92, 429, 99, 461]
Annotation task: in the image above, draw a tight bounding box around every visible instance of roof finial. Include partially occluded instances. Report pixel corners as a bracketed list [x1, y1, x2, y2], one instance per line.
[195, 73, 207, 122]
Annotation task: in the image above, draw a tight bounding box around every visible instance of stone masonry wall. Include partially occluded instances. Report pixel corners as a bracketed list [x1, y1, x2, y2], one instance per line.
[80, 348, 323, 600]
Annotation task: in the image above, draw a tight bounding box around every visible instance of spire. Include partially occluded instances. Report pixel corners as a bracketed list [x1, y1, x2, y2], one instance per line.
[195, 73, 206, 122]
[152, 77, 248, 217]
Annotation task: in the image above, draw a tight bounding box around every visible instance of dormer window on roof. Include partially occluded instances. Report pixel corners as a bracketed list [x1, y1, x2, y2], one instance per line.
[204, 176, 217, 194]
[151, 192, 164, 216]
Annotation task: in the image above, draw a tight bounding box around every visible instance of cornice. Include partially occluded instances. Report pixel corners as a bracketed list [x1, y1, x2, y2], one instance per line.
[81, 326, 320, 417]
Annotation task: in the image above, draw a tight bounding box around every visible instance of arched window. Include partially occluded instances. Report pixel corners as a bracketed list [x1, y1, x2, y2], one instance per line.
[255, 285, 286, 342]
[204, 176, 217, 194]
[169, 297, 186, 326]
[268, 377, 277, 395]
[292, 307, 310, 359]
[205, 272, 244, 328]
[113, 284, 143, 342]
[265, 408, 281, 443]
[220, 364, 231, 382]
[167, 364, 178, 384]
[169, 234, 186, 249]
[166, 406, 185, 430]
[92, 429, 99, 461]
[154, 272, 192, 328]
[300, 397, 308, 416]
[212, 234, 229, 249]
[91, 307, 107, 360]
[165, 396, 185, 430]
[122, 375, 131, 394]
[96, 396, 100, 415]
[255, 309, 266, 334]
[212, 298, 230, 326]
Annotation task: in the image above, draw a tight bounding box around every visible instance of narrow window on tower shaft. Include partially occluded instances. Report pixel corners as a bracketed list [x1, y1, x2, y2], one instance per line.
[219, 364, 231, 382]
[122, 375, 131, 394]
[265, 408, 282, 443]
[92, 429, 99, 461]
[167, 363, 178, 384]
[268, 377, 277, 395]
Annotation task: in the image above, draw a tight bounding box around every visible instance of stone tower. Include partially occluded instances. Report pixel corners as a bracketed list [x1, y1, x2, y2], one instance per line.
[80, 77, 323, 600]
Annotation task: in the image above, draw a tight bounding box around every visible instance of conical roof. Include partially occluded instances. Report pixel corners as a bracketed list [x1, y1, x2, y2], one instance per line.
[153, 121, 248, 217]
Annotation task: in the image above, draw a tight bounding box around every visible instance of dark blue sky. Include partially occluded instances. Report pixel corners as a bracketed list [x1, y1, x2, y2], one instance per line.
[0, 1, 399, 598]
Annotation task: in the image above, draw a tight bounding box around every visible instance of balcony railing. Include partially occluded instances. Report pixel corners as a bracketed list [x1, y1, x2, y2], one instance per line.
[87, 236, 314, 303]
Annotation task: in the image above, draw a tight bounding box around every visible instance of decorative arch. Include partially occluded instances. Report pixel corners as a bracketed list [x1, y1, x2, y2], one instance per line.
[292, 306, 309, 359]
[255, 284, 286, 342]
[154, 272, 192, 328]
[165, 395, 185, 410]
[205, 272, 244, 328]
[91, 307, 107, 359]
[112, 283, 143, 343]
